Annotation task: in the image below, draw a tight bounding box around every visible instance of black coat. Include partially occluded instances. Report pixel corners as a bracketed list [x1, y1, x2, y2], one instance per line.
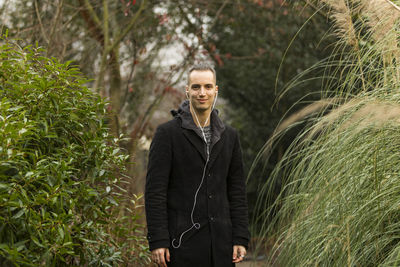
[145, 101, 250, 267]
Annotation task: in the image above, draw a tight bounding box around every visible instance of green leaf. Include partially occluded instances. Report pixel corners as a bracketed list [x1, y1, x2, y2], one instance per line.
[31, 236, 45, 248]
[57, 226, 64, 240]
[12, 209, 25, 219]
[0, 183, 9, 190]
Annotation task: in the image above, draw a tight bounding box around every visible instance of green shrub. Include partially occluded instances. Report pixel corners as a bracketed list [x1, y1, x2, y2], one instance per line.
[0, 38, 149, 266]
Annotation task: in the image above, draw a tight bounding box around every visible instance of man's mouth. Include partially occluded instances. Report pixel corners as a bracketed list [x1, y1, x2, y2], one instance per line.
[198, 99, 207, 104]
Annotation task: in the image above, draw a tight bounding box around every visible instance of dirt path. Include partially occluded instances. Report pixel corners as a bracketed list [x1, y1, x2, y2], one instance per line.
[238, 260, 266, 267]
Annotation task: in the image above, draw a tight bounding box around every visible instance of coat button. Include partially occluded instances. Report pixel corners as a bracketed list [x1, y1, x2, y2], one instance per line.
[208, 173, 211, 177]
[210, 216, 215, 222]
[208, 194, 213, 199]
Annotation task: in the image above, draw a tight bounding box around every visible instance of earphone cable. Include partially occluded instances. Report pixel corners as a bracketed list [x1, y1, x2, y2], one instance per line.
[171, 95, 217, 249]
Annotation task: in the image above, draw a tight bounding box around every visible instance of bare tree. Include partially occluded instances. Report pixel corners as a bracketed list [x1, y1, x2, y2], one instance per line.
[1, 0, 229, 195]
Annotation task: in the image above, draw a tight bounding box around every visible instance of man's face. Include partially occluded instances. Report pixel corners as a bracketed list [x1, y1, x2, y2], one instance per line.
[186, 70, 218, 113]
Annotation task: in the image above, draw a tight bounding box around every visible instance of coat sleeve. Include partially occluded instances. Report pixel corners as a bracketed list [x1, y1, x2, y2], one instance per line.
[145, 125, 172, 251]
[227, 130, 250, 248]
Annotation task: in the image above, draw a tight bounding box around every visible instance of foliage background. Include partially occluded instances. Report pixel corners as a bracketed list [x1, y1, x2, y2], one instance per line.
[0, 0, 361, 265]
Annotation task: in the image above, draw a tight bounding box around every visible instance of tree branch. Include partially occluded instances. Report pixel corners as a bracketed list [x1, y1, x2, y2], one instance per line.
[121, 39, 138, 112]
[107, 0, 146, 54]
[47, 0, 64, 56]
[93, 0, 146, 92]
[34, 0, 49, 43]
[83, 0, 102, 30]
[77, 0, 104, 45]
[103, 0, 109, 48]
[208, 0, 229, 30]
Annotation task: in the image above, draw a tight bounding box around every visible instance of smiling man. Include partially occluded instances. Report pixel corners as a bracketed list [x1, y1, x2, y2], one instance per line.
[145, 63, 250, 267]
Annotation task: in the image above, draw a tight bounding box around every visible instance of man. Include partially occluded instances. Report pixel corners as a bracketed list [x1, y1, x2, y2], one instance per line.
[145, 63, 250, 267]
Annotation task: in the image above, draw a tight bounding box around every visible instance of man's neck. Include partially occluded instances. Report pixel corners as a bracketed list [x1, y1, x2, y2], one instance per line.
[190, 108, 211, 127]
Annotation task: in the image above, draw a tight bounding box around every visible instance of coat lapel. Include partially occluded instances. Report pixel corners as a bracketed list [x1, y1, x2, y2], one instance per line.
[182, 128, 207, 161]
[207, 112, 226, 169]
[207, 134, 225, 170]
[177, 100, 226, 164]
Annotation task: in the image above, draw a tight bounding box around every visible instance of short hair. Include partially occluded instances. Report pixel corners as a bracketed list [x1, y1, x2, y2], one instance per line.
[187, 63, 216, 85]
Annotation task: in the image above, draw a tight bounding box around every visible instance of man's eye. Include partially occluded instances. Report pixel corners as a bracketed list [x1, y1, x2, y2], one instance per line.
[192, 85, 200, 89]
[206, 85, 213, 89]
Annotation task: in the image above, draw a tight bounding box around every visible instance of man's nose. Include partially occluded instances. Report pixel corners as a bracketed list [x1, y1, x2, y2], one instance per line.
[199, 86, 206, 96]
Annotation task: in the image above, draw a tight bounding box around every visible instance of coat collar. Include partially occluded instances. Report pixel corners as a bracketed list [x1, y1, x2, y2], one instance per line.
[171, 100, 226, 161]
[171, 100, 225, 142]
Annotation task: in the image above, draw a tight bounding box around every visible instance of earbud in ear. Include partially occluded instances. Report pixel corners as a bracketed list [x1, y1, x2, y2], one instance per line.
[186, 91, 189, 98]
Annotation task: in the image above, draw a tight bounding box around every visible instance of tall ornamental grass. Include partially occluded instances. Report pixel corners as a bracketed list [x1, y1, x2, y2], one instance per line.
[0, 38, 149, 266]
[254, 0, 400, 266]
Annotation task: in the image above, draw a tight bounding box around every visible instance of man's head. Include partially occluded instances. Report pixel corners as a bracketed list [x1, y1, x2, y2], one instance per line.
[186, 63, 218, 113]
[187, 63, 216, 85]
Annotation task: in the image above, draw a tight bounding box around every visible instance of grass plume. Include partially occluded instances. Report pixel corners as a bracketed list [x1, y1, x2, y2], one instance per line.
[253, 0, 400, 266]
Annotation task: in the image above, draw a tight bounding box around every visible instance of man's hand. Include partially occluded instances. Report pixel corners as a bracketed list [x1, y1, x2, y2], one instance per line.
[232, 245, 246, 263]
[151, 248, 170, 267]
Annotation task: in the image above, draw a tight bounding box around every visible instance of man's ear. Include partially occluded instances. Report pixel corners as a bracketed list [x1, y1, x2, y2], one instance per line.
[216, 85, 219, 94]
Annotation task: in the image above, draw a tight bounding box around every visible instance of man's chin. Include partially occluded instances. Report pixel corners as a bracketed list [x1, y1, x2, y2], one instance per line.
[193, 105, 211, 113]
